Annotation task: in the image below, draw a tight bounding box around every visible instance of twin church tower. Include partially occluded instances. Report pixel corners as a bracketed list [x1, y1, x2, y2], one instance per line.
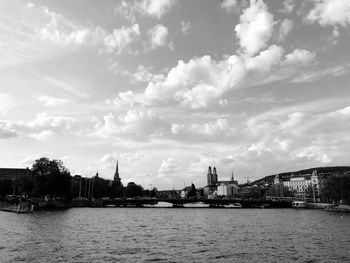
[207, 166, 218, 186]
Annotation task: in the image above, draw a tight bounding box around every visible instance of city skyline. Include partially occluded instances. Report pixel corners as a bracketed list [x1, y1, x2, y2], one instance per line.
[1, 0, 350, 189]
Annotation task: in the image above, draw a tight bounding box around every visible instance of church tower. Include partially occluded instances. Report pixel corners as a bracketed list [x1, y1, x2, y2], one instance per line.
[207, 166, 212, 186]
[212, 167, 218, 185]
[114, 159, 121, 185]
[231, 169, 234, 182]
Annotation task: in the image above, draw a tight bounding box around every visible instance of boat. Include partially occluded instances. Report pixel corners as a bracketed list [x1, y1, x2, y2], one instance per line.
[1, 202, 34, 213]
[224, 203, 243, 208]
[292, 201, 306, 208]
[324, 203, 350, 212]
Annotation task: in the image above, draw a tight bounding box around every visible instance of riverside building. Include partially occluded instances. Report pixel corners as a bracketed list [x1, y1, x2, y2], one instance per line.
[204, 167, 238, 198]
[274, 170, 330, 201]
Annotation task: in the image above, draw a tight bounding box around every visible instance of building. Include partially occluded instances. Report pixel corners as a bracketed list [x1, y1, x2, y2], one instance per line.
[113, 159, 121, 185]
[274, 170, 331, 201]
[204, 167, 238, 198]
[0, 168, 31, 181]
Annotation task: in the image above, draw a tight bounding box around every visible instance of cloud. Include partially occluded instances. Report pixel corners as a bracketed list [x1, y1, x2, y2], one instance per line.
[278, 19, 293, 41]
[104, 24, 141, 54]
[235, 0, 274, 56]
[34, 6, 141, 55]
[114, 0, 177, 22]
[280, 0, 295, 14]
[37, 95, 69, 107]
[35, 6, 105, 46]
[282, 49, 316, 66]
[148, 24, 174, 50]
[244, 100, 350, 167]
[306, 0, 350, 27]
[92, 110, 170, 140]
[99, 152, 144, 168]
[141, 0, 177, 19]
[190, 119, 231, 137]
[118, 65, 164, 84]
[181, 21, 192, 35]
[114, 43, 315, 109]
[0, 112, 77, 140]
[0, 123, 17, 139]
[158, 158, 182, 178]
[26, 112, 76, 132]
[29, 130, 55, 140]
[114, 1, 139, 23]
[221, 0, 239, 12]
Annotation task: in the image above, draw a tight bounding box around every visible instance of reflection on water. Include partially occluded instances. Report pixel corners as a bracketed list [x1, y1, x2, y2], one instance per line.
[1, 208, 350, 262]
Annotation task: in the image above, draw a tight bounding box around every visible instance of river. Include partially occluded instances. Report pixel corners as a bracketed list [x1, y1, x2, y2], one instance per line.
[0, 208, 349, 262]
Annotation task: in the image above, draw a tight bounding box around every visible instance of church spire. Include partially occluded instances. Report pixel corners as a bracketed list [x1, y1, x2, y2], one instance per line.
[231, 168, 234, 182]
[114, 158, 121, 183]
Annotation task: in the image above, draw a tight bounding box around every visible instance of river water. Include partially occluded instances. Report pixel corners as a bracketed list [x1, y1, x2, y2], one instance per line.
[0, 208, 349, 262]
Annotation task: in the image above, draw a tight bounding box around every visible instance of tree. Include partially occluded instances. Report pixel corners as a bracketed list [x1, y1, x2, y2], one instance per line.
[323, 172, 350, 203]
[187, 183, 197, 198]
[31, 157, 72, 200]
[124, 182, 143, 198]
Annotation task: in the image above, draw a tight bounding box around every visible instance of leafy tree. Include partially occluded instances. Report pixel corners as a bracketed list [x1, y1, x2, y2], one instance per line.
[31, 157, 72, 199]
[124, 182, 143, 198]
[187, 183, 197, 198]
[323, 172, 350, 203]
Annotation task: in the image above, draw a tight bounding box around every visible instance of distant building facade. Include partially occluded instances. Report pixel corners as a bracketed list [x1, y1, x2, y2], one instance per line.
[0, 168, 31, 181]
[274, 170, 331, 201]
[204, 167, 238, 198]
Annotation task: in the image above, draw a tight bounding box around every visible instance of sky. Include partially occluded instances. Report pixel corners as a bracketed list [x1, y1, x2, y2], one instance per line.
[1, 0, 350, 189]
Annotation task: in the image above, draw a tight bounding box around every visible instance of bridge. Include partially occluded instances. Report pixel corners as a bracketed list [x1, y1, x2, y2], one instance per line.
[100, 198, 292, 208]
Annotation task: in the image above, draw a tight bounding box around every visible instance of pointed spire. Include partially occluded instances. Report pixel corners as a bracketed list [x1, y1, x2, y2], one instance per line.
[114, 157, 120, 182]
[231, 168, 234, 182]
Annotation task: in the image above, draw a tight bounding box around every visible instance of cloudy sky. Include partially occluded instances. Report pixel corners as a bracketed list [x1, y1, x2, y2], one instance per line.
[1, 0, 350, 189]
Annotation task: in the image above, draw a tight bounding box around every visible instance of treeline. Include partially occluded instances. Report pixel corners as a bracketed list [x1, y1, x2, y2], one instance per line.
[322, 172, 350, 203]
[0, 157, 156, 200]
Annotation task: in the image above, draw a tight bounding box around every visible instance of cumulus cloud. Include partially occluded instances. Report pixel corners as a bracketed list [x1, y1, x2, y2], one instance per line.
[37, 95, 69, 106]
[244, 100, 350, 168]
[114, 44, 315, 109]
[148, 24, 174, 50]
[0, 113, 77, 140]
[26, 113, 75, 132]
[114, 0, 177, 22]
[141, 0, 177, 19]
[35, 6, 106, 46]
[99, 152, 143, 168]
[29, 130, 55, 140]
[235, 0, 274, 56]
[104, 24, 141, 54]
[307, 0, 350, 27]
[7, 113, 77, 138]
[282, 49, 316, 66]
[221, 0, 239, 12]
[114, 0, 139, 23]
[35, 6, 141, 55]
[190, 119, 231, 136]
[158, 158, 182, 178]
[92, 110, 170, 140]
